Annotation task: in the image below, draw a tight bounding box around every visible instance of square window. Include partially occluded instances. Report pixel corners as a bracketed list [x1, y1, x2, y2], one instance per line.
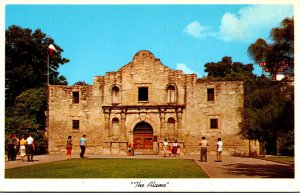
[207, 88, 214, 101]
[210, 119, 218, 129]
[72, 120, 80, 130]
[73, 92, 79, 103]
[138, 87, 148, 101]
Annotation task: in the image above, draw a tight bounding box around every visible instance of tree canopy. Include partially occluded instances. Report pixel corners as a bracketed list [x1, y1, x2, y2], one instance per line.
[204, 56, 254, 80]
[5, 25, 69, 107]
[248, 17, 294, 77]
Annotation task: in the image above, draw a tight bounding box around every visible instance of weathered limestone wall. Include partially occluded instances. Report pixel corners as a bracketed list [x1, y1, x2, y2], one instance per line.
[48, 85, 104, 154]
[48, 50, 250, 156]
[183, 80, 246, 155]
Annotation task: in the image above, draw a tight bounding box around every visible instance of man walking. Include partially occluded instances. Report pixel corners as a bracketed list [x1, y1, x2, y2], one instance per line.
[79, 135, 87, 158]
[199, 136, 208, 162]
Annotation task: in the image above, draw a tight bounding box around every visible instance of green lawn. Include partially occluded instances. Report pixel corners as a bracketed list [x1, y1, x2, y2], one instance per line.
[5, 158, 208, 178]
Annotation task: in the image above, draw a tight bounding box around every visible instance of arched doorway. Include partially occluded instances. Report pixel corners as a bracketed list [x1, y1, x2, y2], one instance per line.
[133, 122, 153, 153]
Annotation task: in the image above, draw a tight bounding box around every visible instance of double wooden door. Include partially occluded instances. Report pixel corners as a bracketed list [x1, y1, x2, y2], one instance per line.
[133, 134, 153, 151]
[133, 122, 153, 152]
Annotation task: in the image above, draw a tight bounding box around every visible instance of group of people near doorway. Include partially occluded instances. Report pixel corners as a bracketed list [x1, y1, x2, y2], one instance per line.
[162, 139, 181, 157]
[5, 133, 35, 162]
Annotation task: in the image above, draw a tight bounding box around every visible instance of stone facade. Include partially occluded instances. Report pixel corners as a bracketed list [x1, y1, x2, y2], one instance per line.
[48, 50, 252, 156]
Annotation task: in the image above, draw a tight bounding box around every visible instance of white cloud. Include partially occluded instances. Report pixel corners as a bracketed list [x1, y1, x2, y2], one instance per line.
[176, 63, 200, 76]
[218, 5, 293, 42]
[183, 21, 211, 38]
[183, 5, 293, 42]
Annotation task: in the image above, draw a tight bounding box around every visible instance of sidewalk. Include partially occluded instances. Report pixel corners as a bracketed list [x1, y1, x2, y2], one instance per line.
[4, 153, 294, 178]
[195, 155, 294, 178]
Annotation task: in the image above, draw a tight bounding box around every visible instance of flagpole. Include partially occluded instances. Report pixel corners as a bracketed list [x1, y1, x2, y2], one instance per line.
[46, 41, 50, 141]
[47, 51, 50, 86]
[46, 41, 57, 145]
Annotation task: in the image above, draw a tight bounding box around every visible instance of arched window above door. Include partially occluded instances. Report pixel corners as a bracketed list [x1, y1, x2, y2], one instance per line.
[166, 84, 176, 104]
[133, 122, 153, 134]
[167, 117, 176, 140]
[111, 85, 120, 105]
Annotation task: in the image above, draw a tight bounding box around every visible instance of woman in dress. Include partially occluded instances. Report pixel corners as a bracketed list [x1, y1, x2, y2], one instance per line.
[19, 135, 27, 162]
[172, 140, 178, 157]
[66, 136, 73, 159]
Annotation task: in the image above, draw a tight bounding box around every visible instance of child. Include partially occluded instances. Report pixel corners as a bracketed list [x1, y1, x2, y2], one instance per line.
[127, 143, 132, 156]
[167, 146, 172, 157]
[177, 145, 181, 157]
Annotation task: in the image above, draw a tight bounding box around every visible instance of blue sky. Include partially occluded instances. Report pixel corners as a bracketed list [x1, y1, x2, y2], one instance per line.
[5, 4, 294, 85]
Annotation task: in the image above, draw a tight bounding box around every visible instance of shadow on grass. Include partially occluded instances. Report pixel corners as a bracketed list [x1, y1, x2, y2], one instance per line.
[222, 163, 294, 178]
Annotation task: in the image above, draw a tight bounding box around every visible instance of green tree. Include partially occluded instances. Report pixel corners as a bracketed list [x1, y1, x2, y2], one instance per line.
[248, 17, 294, 76]
[74, 81, 89, 86]
[204, 56, 254, 80]
[241, 77, 281, 150]
[203, 54, 294, 155]
[5, 25, 69, 107]
[241, 17, 294, 155]
[5, 25, 70, 154]
[5, 88, 48, 154]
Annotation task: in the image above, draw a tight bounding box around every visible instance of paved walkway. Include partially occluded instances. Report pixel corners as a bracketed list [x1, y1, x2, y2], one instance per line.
[4, 154, 294, 178]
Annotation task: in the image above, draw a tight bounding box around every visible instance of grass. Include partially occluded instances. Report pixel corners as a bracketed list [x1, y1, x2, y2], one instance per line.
[5, 158, 208, 178]
[263, 156, 294, 165]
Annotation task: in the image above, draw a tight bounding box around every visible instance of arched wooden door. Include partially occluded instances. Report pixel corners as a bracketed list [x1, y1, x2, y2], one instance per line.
[133, 122, 153, 152]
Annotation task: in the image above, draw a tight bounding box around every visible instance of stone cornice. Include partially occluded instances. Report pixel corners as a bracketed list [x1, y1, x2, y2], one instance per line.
[102, 105, 185, 112]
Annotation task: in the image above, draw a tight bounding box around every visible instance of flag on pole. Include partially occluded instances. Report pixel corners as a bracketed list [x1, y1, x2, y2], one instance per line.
[48, 44, 57, 56]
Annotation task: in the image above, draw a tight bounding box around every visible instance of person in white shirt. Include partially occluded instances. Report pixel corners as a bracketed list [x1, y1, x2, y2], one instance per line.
[163, 139, 168, 158]
[216, 137, 223, 162]
[26, 133, 35, 162]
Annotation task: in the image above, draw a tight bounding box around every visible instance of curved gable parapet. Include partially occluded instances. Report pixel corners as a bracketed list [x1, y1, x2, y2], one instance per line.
[119, 50, 171, 72]
[133, 50, 155, 63]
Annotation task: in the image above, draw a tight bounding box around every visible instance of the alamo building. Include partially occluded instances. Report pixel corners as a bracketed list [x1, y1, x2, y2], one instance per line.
[48, 50, 252, 156]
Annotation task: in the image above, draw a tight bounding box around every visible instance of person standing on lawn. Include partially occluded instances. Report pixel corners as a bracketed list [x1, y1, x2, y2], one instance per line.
[79, 135, 87, 158]
[199, 136, 208, 162]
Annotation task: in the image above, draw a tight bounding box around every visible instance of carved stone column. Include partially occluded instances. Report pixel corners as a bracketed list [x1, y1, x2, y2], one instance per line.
[177, 108, 183, 141]
[104, 110, 110, 142]
[120, 109, 126, 141]
[159, 108, 166, 140]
